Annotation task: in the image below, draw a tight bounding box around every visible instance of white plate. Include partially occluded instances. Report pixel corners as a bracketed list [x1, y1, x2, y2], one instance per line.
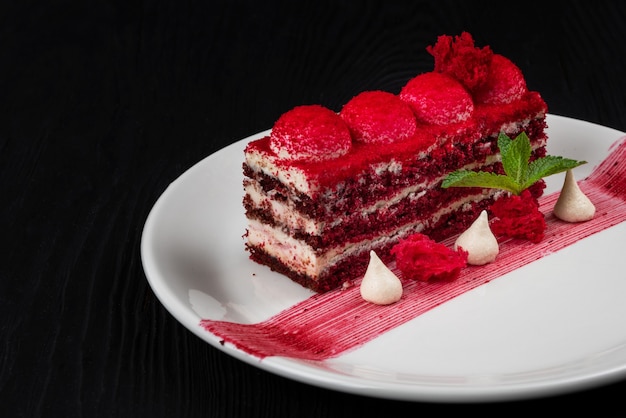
[141, 115, 626, 403]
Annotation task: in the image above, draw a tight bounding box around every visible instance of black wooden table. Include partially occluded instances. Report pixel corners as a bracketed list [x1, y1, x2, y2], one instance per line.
[3, 1, 626, 416]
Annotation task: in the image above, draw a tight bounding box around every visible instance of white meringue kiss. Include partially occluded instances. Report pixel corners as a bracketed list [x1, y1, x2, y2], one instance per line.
[454, 210, 499, 265]
[360, 251, 403, 305]
[553, 170, 596, 222]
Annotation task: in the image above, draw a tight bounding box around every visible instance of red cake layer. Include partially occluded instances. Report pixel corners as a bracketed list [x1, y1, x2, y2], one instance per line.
[243, 32, 549, 292]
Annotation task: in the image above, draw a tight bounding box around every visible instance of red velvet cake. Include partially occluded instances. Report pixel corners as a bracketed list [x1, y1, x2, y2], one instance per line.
[243, 32, 548, 292]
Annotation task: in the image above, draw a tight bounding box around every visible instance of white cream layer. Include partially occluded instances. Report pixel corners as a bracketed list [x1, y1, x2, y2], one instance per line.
[244, 178, 428, 235]
[244, 153, 511, 236]
[245, 141, 442, 196]
[246, 191, 500, 279]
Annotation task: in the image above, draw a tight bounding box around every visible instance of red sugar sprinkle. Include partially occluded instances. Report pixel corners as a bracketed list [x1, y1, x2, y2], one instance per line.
[340, 90, 417, 145]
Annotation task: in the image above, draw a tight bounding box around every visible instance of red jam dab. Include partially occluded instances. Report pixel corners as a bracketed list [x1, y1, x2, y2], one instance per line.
[490, 189, 547, 243]
[391, 233, 468, 281]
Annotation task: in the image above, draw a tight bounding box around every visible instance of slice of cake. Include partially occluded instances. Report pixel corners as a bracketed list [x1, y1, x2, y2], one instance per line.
[243, 32, 548, 292]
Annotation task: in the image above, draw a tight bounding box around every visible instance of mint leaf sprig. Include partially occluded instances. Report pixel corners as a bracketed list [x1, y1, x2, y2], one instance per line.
[441, 132, 587, 195]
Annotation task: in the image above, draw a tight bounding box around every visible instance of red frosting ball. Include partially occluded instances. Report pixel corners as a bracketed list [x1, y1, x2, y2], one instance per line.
[399, 72, 474, 125]
[270, 105, 352, 162]
[473, 54, 528, 105]
[339, 91, 417, 145]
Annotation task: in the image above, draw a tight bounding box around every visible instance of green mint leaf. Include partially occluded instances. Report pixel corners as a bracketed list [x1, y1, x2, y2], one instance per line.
[495, 132, 513, 158]
[521, 155, 587, 190]
[441, 131, 587, 195]
[499, 132, 531, 185]
[441, 170, 523, 195]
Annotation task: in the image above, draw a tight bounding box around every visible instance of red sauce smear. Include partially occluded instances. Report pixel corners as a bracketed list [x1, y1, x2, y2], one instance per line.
[201, 136, 626, 361]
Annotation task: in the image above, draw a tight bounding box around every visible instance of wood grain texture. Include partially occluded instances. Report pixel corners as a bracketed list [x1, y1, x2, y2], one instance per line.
[2, 0, 626, 416]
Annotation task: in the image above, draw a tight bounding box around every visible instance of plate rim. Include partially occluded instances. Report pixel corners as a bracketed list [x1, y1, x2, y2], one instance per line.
[140, 114, 626, 403]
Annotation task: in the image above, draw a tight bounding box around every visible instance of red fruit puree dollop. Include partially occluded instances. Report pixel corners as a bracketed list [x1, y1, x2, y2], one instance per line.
[391, 233, 468, 281]
[490, 189, 546, 243]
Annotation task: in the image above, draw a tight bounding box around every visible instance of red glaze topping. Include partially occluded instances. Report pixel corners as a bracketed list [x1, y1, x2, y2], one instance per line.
[427, 32, 493, 92]
[391, 233, 468, 282]
[399, 72, 474, 125]
[340, 91, 417, 145]
[474, 54, 528, 105]
[270, 105, 352, 162]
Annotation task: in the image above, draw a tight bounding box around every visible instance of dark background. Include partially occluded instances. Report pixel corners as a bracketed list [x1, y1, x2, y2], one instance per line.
[2, 0, 626, 416]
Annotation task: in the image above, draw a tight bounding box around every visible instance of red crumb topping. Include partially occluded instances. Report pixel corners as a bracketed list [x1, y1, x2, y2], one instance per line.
[474, 54, 528, 105]
[399, 72, 474, 125]
[391, 233, 468, 282]
[269, 105, 352, 162]
[340, 91, 417, 145]
[427, 33, 528, 105]
[490, 189, 546, 243]
[427, 32, 493, 93]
